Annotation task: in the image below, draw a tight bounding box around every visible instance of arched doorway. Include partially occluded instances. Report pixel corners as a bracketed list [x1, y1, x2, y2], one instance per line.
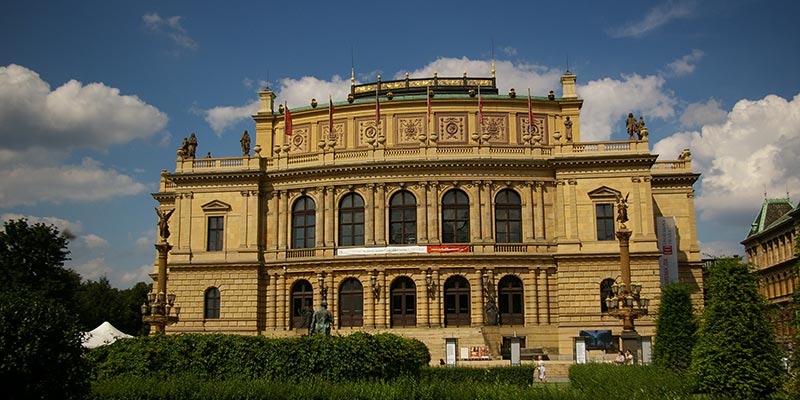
[498, 275, 524, 325]
[444, 275, 471, 326]
[291, 280, 313, 329]
[338, 278, 363, 327]
[390, 277, 416, 327]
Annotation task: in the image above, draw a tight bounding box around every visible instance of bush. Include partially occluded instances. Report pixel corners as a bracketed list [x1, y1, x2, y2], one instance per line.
[0, 290, 90, 399]
[420, 364, 537, 386]
[652, 283, 697, 374]
[568, 363, 690, 399]
[87, 331, 430, 383]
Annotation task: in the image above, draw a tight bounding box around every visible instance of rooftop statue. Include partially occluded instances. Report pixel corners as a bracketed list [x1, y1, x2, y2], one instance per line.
[240, 130, 251, 156]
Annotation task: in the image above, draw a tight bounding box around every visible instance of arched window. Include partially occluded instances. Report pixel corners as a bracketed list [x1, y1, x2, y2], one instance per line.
[339, 278, 363, 327]
[292, 196, 316, 249]
[291, 280, 313, 329]
[339, 193, 365, 246]
[498, 275, 524, 325]
[495, 189, 522, 243]
[389, 190, 417, 244]
[390, 276, 417, 327]
[600, 278, 616, 312]
[444, 275, 471, 326]
[442, 189, 470, 243]
[204, 287, 220, 319]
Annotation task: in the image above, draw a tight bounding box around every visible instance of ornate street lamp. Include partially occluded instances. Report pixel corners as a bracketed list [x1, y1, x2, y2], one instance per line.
[605, 193, 650, 363]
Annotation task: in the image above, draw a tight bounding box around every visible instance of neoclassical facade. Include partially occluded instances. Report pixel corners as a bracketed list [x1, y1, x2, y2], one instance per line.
[152, 70, 703, 361]
[742, 198, 799, 347]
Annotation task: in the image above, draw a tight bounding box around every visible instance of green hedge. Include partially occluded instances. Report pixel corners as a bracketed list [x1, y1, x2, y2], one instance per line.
[420, 365, 538, 385]
[87, 332, 430, 382]
[569, 363, 690, 399]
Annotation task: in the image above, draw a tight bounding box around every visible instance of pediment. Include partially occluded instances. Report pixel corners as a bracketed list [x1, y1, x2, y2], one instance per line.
[587, 186, 621, 200]
[201, 200, 232, 212]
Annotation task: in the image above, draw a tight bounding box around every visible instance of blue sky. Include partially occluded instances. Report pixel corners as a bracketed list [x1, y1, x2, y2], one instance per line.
[2, 0, 799, 288]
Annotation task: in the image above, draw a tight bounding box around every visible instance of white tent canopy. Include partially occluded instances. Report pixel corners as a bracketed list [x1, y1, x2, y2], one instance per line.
[82, 321, 133, 349]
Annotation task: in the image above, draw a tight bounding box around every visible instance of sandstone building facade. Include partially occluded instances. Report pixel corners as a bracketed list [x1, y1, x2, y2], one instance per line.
[152, 70, 703, 361]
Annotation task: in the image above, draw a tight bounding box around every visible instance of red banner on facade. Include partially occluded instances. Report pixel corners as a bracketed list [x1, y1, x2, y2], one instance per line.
[427, 245, 471, 253]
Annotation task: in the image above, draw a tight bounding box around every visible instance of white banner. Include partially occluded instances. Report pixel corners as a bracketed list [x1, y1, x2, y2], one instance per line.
[656, 216, 679, 286]
[336, 246, 428, 256]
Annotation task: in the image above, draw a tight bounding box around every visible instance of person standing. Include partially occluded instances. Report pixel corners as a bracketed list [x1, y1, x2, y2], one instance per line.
[535, 355, 546, 383]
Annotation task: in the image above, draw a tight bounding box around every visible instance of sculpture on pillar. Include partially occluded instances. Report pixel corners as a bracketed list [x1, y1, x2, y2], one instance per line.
[178, 137, 189, 159]
[240, 130, 251, 156]
[309, 301, 333, 336]
[636, 116, 646, 140]
[155, 208, 175, 241]
[615, 193, 629, 227]
[564, 116, 573, 142]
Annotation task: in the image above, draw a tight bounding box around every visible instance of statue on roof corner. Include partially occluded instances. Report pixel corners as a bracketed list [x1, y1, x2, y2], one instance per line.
[564, 116, 573, 142]
[240, 130, 251, 156]
[187, 133, 198, 158]
[625, 113, 637, 140]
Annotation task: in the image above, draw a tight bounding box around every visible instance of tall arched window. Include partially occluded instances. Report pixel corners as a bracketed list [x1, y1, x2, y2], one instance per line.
[291, 280, 313, 329]
[204, 287, 220, 319]
[292, 196, 316, 249]
[442, 189, 470, 243]
[495, 189, 522, 243]
[444, 275, 471, 326]
[390, 276, 417, 327]
[498, 275, 524, 325]
[339, 193, 365, 246]
[389, 190, 417, 244]
[339, 278, 363, 327]
[600, 278, 616, 312]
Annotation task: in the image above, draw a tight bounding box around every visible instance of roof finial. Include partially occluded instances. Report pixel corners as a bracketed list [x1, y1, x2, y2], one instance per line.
[351, 47, 355, 85]
[491, 40, 496, 78]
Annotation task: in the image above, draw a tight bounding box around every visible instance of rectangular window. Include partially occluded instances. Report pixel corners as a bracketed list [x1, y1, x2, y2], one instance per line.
[207, 216, 224, 251]
[596, 204, 615, 241]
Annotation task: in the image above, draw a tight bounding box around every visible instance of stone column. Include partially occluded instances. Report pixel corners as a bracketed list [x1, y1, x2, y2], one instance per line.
[567, 179, 578, 239]
[173, 193, 182, 249]
[267, 273, 278, 329]
[181, 193, 194, 250]
[429, 182, 440, 244]
[365, 184, 375, 245]
[315, 191, 324, 250]
[555, 180, 566, 240]
[468, 182, 481, 242]
[481, 181, 493, 242]
[240, 191, 250, 248]
[641, 177, 654, 237]
[418, 182, 429, 244]
[537, 183, 547, 240]
[278, 272, 287, 329]
[267, 191, 278, 251]
[524, 183, 535, 242]
[631, 177, 643, 237]
[376, 183, 386, 245]
[325, 187, 335, 247]
[277, 191, 288, 250]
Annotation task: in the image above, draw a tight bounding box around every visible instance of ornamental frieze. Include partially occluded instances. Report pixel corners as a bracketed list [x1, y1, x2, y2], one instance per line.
[516, 114, 548, 145]
[395, 115, 425, 146]
[356, 117, 384, 147]
[481, 114, 508, 143]
[436, 114, 467, 144]
[322, 121, 346, 149]
[289, 125, 310, 152]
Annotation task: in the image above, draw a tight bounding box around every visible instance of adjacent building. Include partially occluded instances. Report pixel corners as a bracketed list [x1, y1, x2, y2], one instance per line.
[742, 198, 799, 347]
[151, 69, 704, 362]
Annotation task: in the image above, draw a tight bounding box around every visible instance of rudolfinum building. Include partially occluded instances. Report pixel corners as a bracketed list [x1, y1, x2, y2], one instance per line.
[151, 68, 703, 363]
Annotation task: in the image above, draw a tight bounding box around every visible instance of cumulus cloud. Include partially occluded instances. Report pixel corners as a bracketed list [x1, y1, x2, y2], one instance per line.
[577, 74, 677, 140]
[653, 93, 800, 228]
[205, 101, 260, 135]
[666, 49, 704, 76]
[679, 98, 727, 128]
[608, 0, 696, 38]
[0, 64, 168, 150]
[119, 264, 154, 287]
[0, 64, 160, 206]
[142, 13, 198, 50]
[0, 213, 83, 234]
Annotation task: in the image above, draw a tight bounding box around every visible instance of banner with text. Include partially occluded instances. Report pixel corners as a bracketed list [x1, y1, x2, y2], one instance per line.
[336, 245, 471, 256]
[656, 216, 679, 286]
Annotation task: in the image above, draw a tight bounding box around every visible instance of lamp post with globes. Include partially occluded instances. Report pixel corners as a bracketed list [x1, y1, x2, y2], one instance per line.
[142, 208, 180, 334]
[605, 194, 650, 363]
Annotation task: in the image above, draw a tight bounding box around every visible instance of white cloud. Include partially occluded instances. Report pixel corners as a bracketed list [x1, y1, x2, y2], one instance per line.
[119, 264, 154, 287]
[142, 13, 198, 50]
[577, 74, 677, 141]
[679, 98, 727, 128]
[0, 157, 148, 207]
[666, 49, 704, 76]
[82, 234, 109, 249]
[608, 0, 696, 38]
[205, 100, 260, 135]
[654, 93, 800, 228]
[699, 241, 745, 258]
[0, 64, 168, 151]
[0, 213, 83, 234]
[73, 257, 113, 281]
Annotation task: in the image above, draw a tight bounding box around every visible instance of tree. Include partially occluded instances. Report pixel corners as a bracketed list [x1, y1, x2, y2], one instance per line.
[689, 257, 784, 399]
[0, 290, 90, 399]
[652, 282, 697, 373]
[0, 218, 81, 309]
[787, 225, 800, 395]
[76, 277, 151, 335]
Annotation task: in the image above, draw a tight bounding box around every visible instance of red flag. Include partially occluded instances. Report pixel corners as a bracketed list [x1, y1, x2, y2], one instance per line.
[478, 85, 484, 126]
[328, 95, 335, 136]
[284, 103, 293, 136]
[527, 88, 533, 134]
